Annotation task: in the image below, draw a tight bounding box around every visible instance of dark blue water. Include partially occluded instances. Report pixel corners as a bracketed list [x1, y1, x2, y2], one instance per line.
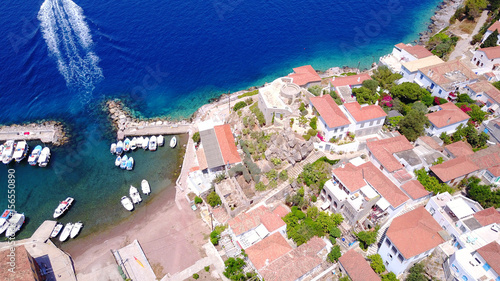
[0, 0, 442, 238]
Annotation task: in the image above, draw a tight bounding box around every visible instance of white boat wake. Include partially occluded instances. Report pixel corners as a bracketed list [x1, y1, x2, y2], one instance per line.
[38, 0, 103, 99]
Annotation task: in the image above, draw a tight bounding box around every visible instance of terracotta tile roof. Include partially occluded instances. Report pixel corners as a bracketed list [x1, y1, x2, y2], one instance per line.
[196, 147, 208, 170]
[418, 59, 478, 90]
[386, 206, 445, 259]
[331, 73, 372, 87]
[395, 43, 407, 49]
[246, 232, 293, 270]
[339, 249, 381, 281]
[343, 102, 387, 122]
[426, 103, 470, 129]
[361, 162, 409, 208]
[367, 135, 413, 173]
[259, 237, 326, 281]
[476, 241, 500, 275]
[332, 163, 367, 193]
[0, 245, 38, 281]
[473, 207, 500, 226]
[399, 44, 434, 59]
[479, 45, 500, 60]
[418, 136, 443, 151]
[430, 156, 479, 183]
[445, 141, 474, 158]
[401, 180, 430, 200]
[228, 205, 288, 236]
[214, 124, 241, 165]
[469, 144, 500, 170]
[467, 81, 500, 104]
[310, 95, 351, 128]
[488, 165, 500, 177]
[287, 65, 321, 87]
[488, 21, 500, 32]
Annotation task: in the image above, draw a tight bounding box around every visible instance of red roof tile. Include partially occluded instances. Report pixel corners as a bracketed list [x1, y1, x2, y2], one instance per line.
[479, 45, 500, 60]
[246, 232, 293, 270]
[398, 44, 434, 59]
[445, 141, 474, 158]
[361, 162, 409, 208]
[468, 81, 500, 104]
[196, 147, 208, 170]
[332, 163, 367, 193]
[418, 136, 443, 151]
[214, 124, 241, 165]
[310, 95, 351, 128]
[476, 241, 500, 275]
[473, 207, 500, 226]
[0, 246, 39, 281]
[228, 205, 288, 236]
[488, 21, 500, 32]
[488, 165, 500, 177]
[401, 180, 430, 200]
[343, 102, 387, 122]
[426, 103, 470, 129]
[331, 73, 372, 87]
[386, 206, 445, 259]
[339, 249, 381, 281]
[367, 135, 413, 173]
[287, 65, 321, 87]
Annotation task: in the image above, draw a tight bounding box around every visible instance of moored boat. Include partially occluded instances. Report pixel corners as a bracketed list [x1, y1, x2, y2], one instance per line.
[110, 143, 117, 154]
[124, 138, 131, 152]
[5, 213, 25, 237]
[126, 157, 134, 171]
[136, 137, 144, 148]
[13, 141, 28, 163]
[50, 223, 63, 238]
[116, 141, 124, 155]
[149, 136, 157, 151]
[115, 155, 121, 166]
[129, 185, 142, 204]
[53, 197, 74, 218]
[120, 155, 128, 169]
[158, 135, 164, 146]
[38, 147, 51, 167]
[0, 209, 14, 235]
[59, 223, 73, 242]
[142, 137, 149, 150]
[130, 137, 137, 150]
[121, 196, 134, 211]
[141, 179, 151, 195]
[28, 145, 42, 166]
[170, 136, 177, 148]
[70, 222, 83, 238]
[2, 140, 15, 164]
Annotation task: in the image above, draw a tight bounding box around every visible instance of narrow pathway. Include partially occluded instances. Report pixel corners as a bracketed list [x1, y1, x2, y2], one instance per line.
[449, 10, 489, 60]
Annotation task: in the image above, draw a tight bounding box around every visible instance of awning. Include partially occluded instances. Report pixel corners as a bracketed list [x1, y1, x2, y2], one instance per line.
[321, 201, 330, 210]
[376, 198, 391, 211]
[446, 198, 475, 219]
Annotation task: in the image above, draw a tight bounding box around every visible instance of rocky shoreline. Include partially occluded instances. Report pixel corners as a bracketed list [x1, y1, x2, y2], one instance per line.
[419, 0, 465, 43]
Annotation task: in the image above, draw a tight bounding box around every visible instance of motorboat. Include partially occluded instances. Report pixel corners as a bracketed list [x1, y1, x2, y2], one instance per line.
[28, 145, 42, 166]
[120, 155, 128, 169]
[115, 155, 121, 167]
[0, 144, 4, 155]
[142, 137, 149, 150]
[38, 147, 51, 167]
[0, 209, 14, 235]
[110, 143, 116, 154]
[149, 136, 157, 151]
[13, 141, 28, 163]
[53, 197, 74, 218]
[50, 223, 63, 238]
[136, 137, 143, 148]
[129, 185, 142, 204]
[116, 141, 124, 155]
[126, 157, 134, 171]
[2, 140, 15, 164]
[70, 222, 83, 238]
[59, 223, 73, 242]
[5, 213, 25, 237]
[170, 136, 177, 148]
[141, 179, 151, 195]
[121, 196, 134, 211]
[158, 135, 164, 146]
[130, 137, 137, 150]
[124, 138, 131, 152]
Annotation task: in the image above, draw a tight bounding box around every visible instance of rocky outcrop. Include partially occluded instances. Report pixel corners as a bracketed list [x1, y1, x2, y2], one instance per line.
[265, 130, 314, 165]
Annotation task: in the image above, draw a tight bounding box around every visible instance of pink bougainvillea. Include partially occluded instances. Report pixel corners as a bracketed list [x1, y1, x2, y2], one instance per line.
[434, 97, 441, 105]
[460, 104, 471, 113]
[381, 95, 393, 107]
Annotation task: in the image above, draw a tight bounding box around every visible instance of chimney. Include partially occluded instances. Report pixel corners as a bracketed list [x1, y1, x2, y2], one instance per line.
[428, 70, 433, 77]
[357, 77, 361, 83]
[447, 117, 452, 124]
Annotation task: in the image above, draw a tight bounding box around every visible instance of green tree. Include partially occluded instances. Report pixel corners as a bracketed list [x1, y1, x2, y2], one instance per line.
[355, 226, 379, 250]
[411, 102, 428, 114]
[193, 273, 199, 279]
[440, 132, 452, 145]
[279, 170, 288, 181]
[381, 272, 399, 281]
[406, 263, 427, 281]
[223, 258, 256, 281]
[368, 254, 386, 274]
[362, 79, 379, 94]
[468, 104, 487, 123]
[307, 206, 319, 220]
[398, 110, 429, 141]
[308, 85, 323, 96]
[194, 196, 203, 204]
[233, 101, 247, 111]
[372, 66, 402, 90]
[466, 177, 500, 208]
[458, 93, 474, 103]
[353, 87, 378, 104]
[415, 168, 454, 194]
[207, 191, 222, 207]
[327, 245, 342, 262]
[309, 116, 318, 130]
[255, 181, 266, 191]
[391, 82, 429, 103]
[192, 131, 200, 143]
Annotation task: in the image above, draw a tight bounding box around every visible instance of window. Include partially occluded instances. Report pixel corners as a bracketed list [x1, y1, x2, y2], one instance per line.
[388, 253, 393, 260]
[369, 121, 374, 126]
[385, 238, 391, 247]
[430, 83, 435, 89]
[334, 128, 338, 133]
[420, 74, 423, 79]
[483, 263, 491, 271]
[439, 89, 442, 94]
[391, 246, 397, 254]
[452, 264, 459, 273]
[361, 122, 365, 128]
[398, 254, 404, 262]
[429, 207, 435, 215]
[462, 275, 468, 281]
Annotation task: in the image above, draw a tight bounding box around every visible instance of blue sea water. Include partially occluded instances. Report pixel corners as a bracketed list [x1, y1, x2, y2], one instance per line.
[0, 0, 442, 238]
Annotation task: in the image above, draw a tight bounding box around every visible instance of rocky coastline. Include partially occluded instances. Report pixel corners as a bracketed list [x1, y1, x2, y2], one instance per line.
[419, 0, 465, 43]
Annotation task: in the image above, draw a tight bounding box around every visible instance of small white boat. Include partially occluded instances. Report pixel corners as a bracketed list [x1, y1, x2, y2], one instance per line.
[70, 222, 83, 238]
[130, 137, 137, 150]
[141, 179, 151, 195]
[170, 136, 177, 148]
[142, 137, 149, 150]
[129, 185, 142, 204]
[110, 143, 117, 154]
[59, 223, 73, 242]
[28, 145, 42, 166]
[38, 147, 51, 167]
[116, 141, 124, 155]
[2, 140, 15, 164]
[149, 136, 157, 151]
[121, 196, 134, 211]
[53, 197, 74, 218]
[13, 141, 28, 163]
[5, 213, 25, 237]
[126, 157, 134, 171]
[158, 135, 164, 146]
[0, 209, 14, 235]
[50, 223, 63, 238]
[136, 137, 144, 148]
[115, 155, 121, 167]
[124, 138, 131, 152]
[120, 155, 128, 169]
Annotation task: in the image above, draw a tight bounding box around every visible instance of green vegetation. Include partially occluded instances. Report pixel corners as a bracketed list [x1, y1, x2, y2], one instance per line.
[194, 196, 203, 204]
[482, 29, 499, 48]
[355, 225, 379, 250]
[426, 30, 459, 60]
[468, 104, 487, 123]
[238, 89, 258, 99]
[432, 157, 444, 165]
[453, 0, 488, 21]
[381, 272, 399, 281]
[192, 131, 200, 143]
[308, 85, 323, 96]
[449, 124, 489, 150]
[372, 66, 402, 90]
[204, 266, 210, 272]
[458, 93, 474, 103]
[353, 86, 378, 104]
[398, 110, 429, 141]
[309, 116, 318, 130]
[327, 245, 342, 262]
[411, 102, 428, 114]
[255, 181, 266, 191]
[302, 128, 318, 141]
[229, 163, 252, 183]
[368, 254, 386, 274]
[390, 83, 430, 103]
[223, 257, 257, 281]
[465, 177, 500, 208]
[279, 170, 288, 181]
[233, 101, 247, 111]
[210, 225, 227, 245]
[387, 116, 404, 129]
[207, 191, 222, 207]
[214, 173, 227, 184]
[415, 168, 454, 194]
[249, 103, 266, 126]
[193, 273, 199, 279]
[240, 131, 269, 161]
[298, 158, 335, 193]
[286, 187, 307, 208]
[329, 90, 343, 105]
[362, 79, 380, 94]
[406, 262, 428, 281]
[339, 277, 351, 281]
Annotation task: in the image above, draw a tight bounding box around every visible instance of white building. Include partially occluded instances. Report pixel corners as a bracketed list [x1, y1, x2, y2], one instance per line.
[330, 73, 372, 98]
[466, 80, 500, 114]
[342, 102, 387, 137]
[309, 94, 351, 141]
[380, 43, 434, 73]
[400, 55, 444, 82]
[471, 46, 500, 73]
[425, 102, 470, 136]
[257, 78, 299, 124]
[287, 65, 322, 88]
[482, 21, 500, 45]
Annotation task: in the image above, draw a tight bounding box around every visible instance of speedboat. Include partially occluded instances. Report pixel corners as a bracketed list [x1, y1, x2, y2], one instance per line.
[2, 140, 15, 164]
[116, 141, 123, 155]
[70, 222, 83, 238]
[50, 223, 63, 238]
[38, 147, 51, 167]
[136, 136, 143, 148]
[110, 143, 117, 154]
[149, 136, 157, 151]
[13, 141, 28, 163]
[120, 155, 128, 169]
[126, 157, 134, 171]
[28, 145, 42, 166]
[59, 223, 73, 242]
[170, 136, 177, 148]
[121, 196, 134, 211]
[124, 138, 131, 152]
[158, 135, 164, 146]
[0, 209, 14, 235]
[0, 144, 4, 155]
[5, 212, 25, 237]
[142, 137, 149, 150]
[130, 137, 137, 150]
[53, 197, 74, 218]
[115, 156, 121, 167]
[129, 185, 142, 204]
[141, 179, 151, 195]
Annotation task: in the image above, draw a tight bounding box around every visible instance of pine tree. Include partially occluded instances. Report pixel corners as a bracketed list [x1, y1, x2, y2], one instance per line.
[481, 30, 499, 48]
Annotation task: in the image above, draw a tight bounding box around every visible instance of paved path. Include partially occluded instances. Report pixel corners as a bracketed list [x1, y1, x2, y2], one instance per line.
[119, 124, 192, 140]
[449, 10, 489, 60]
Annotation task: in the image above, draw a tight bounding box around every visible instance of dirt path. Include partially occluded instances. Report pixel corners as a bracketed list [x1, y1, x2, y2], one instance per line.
[449, 10, 489, 60]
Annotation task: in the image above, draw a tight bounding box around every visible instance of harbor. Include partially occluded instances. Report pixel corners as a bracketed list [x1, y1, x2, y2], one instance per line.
[0, 121, 68, 145]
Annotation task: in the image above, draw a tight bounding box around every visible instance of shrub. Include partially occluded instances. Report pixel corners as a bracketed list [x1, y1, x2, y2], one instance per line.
[290, 118, 294, 127]
[194, 196, 203, 204]
[327, 245, 342, 262]
[355, 226, 379, 250]
[213, 173, 226, 184]
[270, 157, 282, 166]
[279, 170, 288, 181]
[308, 85, 323, 96]
[309, 116, 318, 130]
[193, 273, 199, 279]
[415, 168, 454, 194]
[299, 102, 306, 112]
[368, 254, 386, 274]
[233, 101, 247, 111]
[255, 182, 266, 191]
[311, 194, 317, 202]
[238, 89, 258, 99]
[204, 266, 210, 272]
[245, 98, 253, 105]
[192, 131, 200, 143]
[249, 103, 266, 126]
[207, 191, 222, 207]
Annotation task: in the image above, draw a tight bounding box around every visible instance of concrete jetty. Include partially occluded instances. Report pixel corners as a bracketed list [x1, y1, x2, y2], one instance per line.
[0, 121, 68, 145]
